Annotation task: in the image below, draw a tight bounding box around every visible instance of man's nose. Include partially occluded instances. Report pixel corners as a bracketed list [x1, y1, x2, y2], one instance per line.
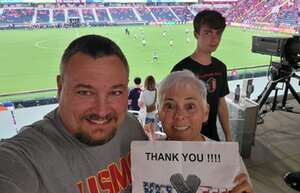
[94, 95, 110, 116]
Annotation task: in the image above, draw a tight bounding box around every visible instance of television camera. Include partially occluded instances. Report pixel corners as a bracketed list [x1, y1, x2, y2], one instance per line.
[251, 35, 300, 113]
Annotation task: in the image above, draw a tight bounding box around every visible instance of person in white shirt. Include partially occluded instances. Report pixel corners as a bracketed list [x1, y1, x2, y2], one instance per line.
[138, 75, 157, 139]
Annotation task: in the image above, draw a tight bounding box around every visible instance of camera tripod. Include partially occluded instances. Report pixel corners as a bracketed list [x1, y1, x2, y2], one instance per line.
[257, 71, 300, 114]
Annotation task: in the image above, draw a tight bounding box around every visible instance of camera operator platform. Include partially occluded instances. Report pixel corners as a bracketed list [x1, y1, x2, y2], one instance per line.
[252, 35, 300, 114]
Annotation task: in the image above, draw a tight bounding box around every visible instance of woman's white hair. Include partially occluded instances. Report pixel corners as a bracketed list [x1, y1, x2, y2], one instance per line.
[157, 70, 208, 110]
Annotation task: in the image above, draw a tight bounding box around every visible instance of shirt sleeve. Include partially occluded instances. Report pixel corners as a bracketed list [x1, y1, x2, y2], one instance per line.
[138, 90, 144, 103]
[0, 147, 39, 193]
[0, 175, 24, 193]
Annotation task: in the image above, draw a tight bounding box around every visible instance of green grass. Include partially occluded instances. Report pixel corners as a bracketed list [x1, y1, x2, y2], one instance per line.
[0, 24, 285, 101]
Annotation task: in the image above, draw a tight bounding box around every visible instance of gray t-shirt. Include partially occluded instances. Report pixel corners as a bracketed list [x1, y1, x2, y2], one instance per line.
[0, 108, 147, 193]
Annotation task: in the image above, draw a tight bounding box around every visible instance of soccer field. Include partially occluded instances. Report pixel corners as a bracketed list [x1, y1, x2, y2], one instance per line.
[0, 24, 282, 95]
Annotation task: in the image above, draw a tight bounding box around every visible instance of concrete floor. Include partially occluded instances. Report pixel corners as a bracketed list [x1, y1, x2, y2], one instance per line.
[244, 99, 300, 193]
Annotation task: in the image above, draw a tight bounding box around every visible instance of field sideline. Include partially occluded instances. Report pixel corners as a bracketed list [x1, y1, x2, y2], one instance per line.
[0, 24, 283, 95]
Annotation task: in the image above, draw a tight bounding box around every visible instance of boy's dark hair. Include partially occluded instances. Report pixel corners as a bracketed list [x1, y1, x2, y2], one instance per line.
[193, 10, 226, 33]
[134, 77, 141, 85]
[60, 34, 128, 77]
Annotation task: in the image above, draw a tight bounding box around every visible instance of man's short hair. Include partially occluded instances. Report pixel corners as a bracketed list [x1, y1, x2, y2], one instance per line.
[60, 34, 129, 77]
[193, 10, 226, 33]
[134, 77, 141, 85]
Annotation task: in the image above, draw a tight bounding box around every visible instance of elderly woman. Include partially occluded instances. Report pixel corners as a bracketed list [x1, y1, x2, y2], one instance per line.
[156, 70, 253, 193]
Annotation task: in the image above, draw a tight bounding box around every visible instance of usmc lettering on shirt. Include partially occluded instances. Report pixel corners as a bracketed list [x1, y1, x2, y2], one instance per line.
[77, 154, 131, 193]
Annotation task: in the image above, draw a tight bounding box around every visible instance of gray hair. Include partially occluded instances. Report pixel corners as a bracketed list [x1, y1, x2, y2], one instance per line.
[59, 34, 128, 77]
[157, 70, 208, 110]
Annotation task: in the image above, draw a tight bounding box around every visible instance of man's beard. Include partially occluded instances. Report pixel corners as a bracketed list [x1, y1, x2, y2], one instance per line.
[75, 127, 118, 146]
[75, 112, 119, 146]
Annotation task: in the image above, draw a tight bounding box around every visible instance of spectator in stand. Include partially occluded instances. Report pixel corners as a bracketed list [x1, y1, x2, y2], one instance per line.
[138, 75, 157, 139]
[0, 35, 147, 193]
[171, 10, 232, 142]
[128, 76, 142, 111]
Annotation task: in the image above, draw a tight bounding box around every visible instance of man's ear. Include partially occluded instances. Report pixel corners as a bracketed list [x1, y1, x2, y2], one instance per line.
[56, 75, 62, 99]
[194, 31, 198, 40]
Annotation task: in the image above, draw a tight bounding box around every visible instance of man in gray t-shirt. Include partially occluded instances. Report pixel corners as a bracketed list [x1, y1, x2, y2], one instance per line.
[0, 35, 147, 193]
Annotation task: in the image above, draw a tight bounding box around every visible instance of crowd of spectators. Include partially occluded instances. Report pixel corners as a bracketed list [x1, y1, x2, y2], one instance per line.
[109, 7, 139, 23]
[0, 1, 299, 32]
[149, 7, 179, 22]
[171, 6, 194, 22]
[135, 7, 155, 23]
[82, 8, 95, 22]
[95, 8, 110, 23]
[0, 8, 34, 24]
[226, 0, 298, 31]
[36, 9, 50, 23]
[53, 9, 65, 22]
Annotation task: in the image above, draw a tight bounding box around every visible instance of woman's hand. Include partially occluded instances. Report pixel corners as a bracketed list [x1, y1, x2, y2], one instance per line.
[138, 101, 144, 108]
[230, 173, 253, 193]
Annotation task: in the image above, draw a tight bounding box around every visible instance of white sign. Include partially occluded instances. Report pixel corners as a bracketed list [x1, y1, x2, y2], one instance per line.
[131, 141, 240, 193]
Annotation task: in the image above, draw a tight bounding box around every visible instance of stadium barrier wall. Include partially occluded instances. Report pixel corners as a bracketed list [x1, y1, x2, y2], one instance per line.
[1, 73, 300, 139]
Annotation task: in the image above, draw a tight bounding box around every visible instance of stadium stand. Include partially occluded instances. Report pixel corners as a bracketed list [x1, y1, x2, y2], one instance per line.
[0, 2, 298, 31]
[67, 8, 80, 18]
[0, 8, 34, 25]
[189, 4, 230, 17]
[273, 3, 298, 27]
[170, 6, 194, 22]
[135, 7, 156, 23]
[1, 2, 298, 108]
[228, 0, 298, 32]
[108, 7, 139, 23]
[149, 6, 179, 22]
[95, 8, 110, 24]
[82, 8, 96, 23]
[53, 9, 65, 23]
[36, 9, 50, 23]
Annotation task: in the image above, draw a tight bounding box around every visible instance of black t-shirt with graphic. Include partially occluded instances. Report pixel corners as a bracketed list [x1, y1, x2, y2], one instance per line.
[171, 56, 229, 141]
